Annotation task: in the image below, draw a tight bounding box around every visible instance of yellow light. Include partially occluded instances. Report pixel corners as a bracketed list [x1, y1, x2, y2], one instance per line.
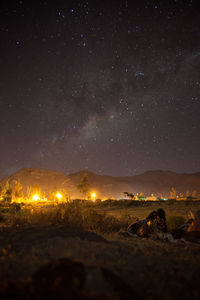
[56, 192, 62, 200]
[91, 192, 96, 201]
[32, 194, 40, 201]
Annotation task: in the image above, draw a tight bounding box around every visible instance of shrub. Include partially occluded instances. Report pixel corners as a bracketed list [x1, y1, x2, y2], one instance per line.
[1, 201, 129, 233]
[60, 202, 83, 227]
[82, 209, 105, 231]
[81, 208, 126, 233]
[10, 215, 28, 226]
[8, 203, 21, 214]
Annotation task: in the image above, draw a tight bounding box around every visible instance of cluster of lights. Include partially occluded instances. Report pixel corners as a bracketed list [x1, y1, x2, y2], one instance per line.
[31, 192, 63, 202]
[9, 191, 97, 203]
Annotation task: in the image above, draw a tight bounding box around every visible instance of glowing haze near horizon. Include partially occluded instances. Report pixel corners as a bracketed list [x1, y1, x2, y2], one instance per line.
[0, 0, 200, 179]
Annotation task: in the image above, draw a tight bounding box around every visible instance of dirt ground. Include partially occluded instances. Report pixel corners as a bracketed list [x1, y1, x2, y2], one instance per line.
[0, 221, 200, 299]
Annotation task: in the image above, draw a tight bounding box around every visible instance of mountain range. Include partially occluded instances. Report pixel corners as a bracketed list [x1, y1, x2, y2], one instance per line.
[1, 168, 200, 199]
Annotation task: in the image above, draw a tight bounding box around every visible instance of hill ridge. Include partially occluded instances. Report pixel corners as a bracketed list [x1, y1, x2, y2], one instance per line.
[0, 167, 200, 198]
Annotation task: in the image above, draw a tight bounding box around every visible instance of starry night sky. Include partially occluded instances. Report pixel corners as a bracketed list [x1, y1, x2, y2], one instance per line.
[0, 0, 200, 178]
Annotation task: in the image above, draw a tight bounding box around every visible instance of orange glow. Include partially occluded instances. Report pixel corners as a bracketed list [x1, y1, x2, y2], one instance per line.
[91, 192, 96, 201]
[32, 194, 40, 201]
[55, 192, 62, 200]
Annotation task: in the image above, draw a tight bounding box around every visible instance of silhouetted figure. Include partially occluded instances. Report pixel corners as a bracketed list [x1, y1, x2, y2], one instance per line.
[173, 210, 200, 243]
[172, 219, 194, 239]
[127, 208, 167, 237]
[147, 208, 167, 233]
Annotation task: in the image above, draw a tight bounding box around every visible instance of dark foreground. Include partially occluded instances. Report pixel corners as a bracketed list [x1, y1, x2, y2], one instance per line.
[0, 224, 200, 299]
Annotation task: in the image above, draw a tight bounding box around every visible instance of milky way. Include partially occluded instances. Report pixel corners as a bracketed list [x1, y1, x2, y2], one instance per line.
[0, 0, 200, 178]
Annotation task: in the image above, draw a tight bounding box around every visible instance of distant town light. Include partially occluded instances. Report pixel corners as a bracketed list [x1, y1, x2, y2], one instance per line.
[32, 194, 40, 201]
[91, 192, 96, 201]
[56, 192, 62, 200]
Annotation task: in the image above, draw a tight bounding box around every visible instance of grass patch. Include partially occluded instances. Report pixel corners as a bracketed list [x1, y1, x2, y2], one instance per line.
[1, 200, 200, 233]
[1, 202, 129, 233]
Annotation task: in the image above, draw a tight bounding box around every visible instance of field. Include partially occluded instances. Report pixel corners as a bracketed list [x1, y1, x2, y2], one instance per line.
[0, 200, 200, 299]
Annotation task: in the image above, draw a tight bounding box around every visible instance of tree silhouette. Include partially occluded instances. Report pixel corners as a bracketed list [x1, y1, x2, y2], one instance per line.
[2, 181, 12, 203]
[13, 180, 23, 200]
[124, 192, 135, 200]
[77, 174, 90, 200]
